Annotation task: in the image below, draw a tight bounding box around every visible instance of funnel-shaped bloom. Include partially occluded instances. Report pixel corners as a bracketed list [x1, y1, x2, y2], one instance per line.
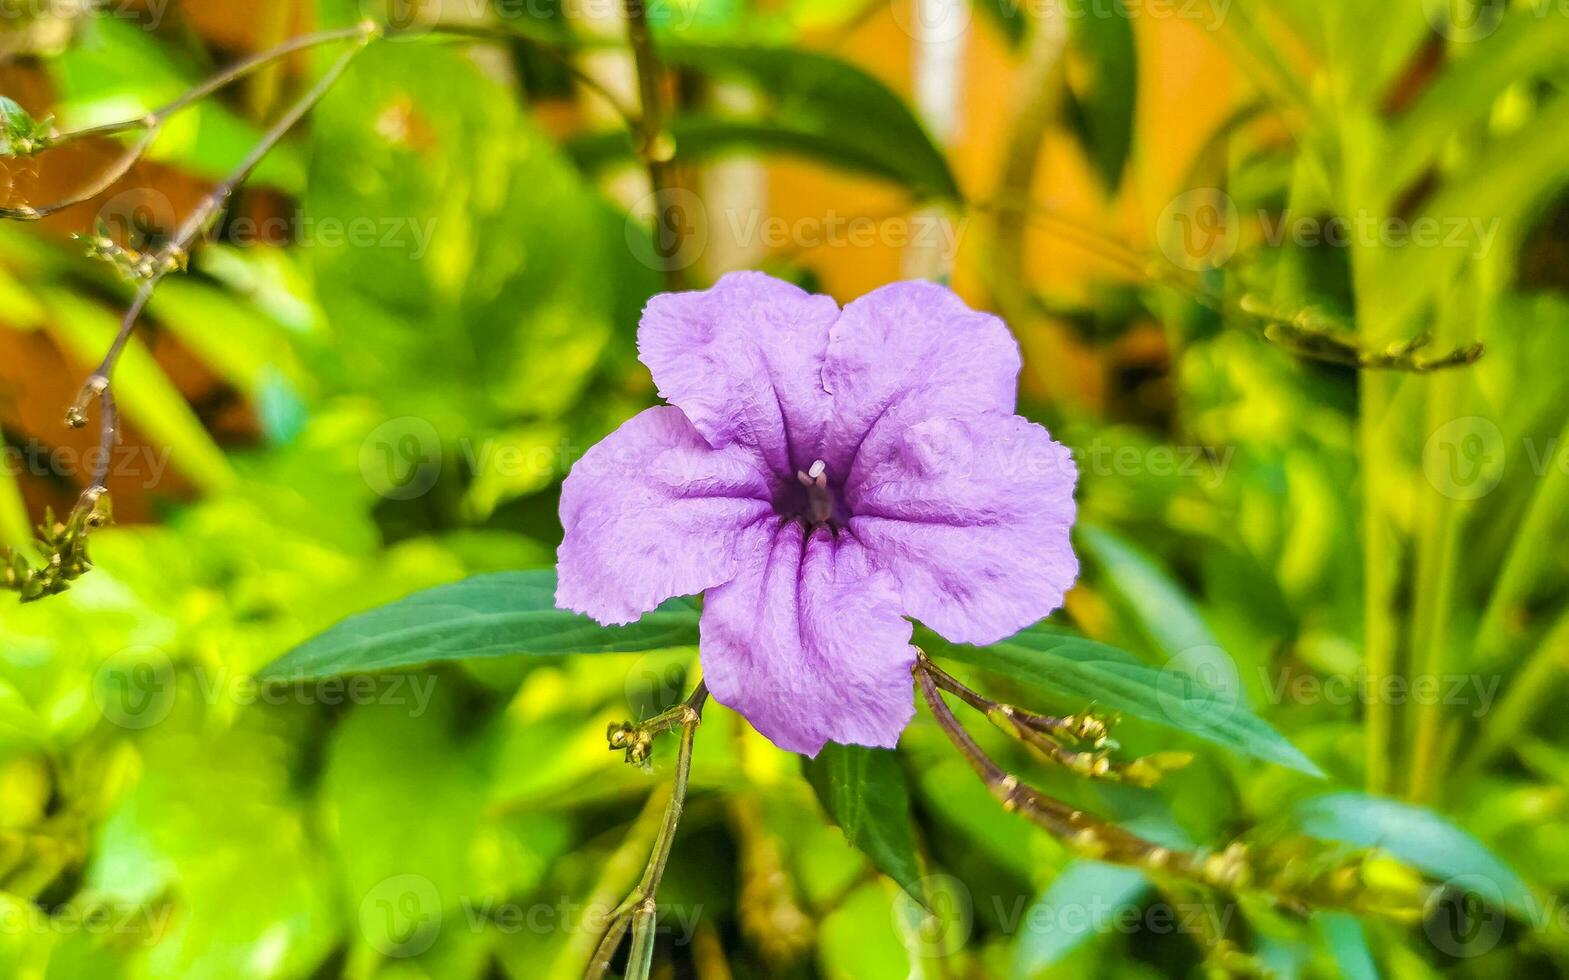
[558, 272, 1078, 755]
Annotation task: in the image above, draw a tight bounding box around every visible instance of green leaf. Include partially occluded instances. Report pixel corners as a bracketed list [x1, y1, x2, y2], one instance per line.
[1293, 792, 1531, 916]
[572, 44, 959, 200]
[1376, 10, 1569, 209]
[257, 571, 699, 682]
[919, 624, 1323, 776]
[970, 0, 1025, 46]
[803, 744, 926, 904]
[1078, 523, 1219, 659]
[1011, 860, 1147, 974]
[1064, 1, 1137, 191]
[0, 96, 52, 157]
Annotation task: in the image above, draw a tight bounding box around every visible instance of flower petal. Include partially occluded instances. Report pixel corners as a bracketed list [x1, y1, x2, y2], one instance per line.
[821, 280, 1021, 478]
[638, 271, 841, 478]
[699, 523, 916, 756]
[847, 412, 1079, 645]
[557, 406, 774, 626]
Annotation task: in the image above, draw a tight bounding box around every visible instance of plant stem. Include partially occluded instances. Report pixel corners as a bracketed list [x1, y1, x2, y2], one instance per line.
[62, 24, 377, 142]
[1461, 607, 1569, 775]
[620, 0, 684, 290]
[64, 39, 368, 498]
[985, 1, 1068, 325]
[585, 681, 707, 979]
[914, 657, 1226, 885]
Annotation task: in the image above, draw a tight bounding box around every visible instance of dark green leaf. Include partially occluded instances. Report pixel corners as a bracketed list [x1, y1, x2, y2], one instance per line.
[803, 744, 926, 904]
[1065, 1, 1137, 190]
[919, 624, 1323, 776]
[971, 0, 1025, 46]
[258, 571, 699, 681]
[1293, 792, 1531, 916]
[572, 44, 960, 200]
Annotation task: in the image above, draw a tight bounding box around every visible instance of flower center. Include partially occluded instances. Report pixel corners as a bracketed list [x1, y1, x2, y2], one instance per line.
[773, 458, 841, 530]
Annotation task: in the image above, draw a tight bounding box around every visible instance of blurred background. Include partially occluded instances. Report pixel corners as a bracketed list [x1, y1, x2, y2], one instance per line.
[1, 0, 1567, 976]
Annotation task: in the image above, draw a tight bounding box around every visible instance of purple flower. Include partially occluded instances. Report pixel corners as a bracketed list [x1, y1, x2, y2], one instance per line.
[556, 272, 1079, 756]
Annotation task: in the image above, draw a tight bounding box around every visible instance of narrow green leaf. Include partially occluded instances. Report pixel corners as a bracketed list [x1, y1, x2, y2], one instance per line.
[1318, 913, 1379, 980]
[1078, 523, 1218, 658]
[258, 570, 699, 681]
[919, 624, 1323, 776]
[1376, 10, 1569, 209]
[1294, 792, 1531, 916]
[571, 43, 960, 200]
[1064, 1, 1137, 191]
[803, 744, 926, 905]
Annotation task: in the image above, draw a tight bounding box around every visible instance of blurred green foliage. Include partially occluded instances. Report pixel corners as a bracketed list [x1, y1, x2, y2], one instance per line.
[0, 0, 1568, 977]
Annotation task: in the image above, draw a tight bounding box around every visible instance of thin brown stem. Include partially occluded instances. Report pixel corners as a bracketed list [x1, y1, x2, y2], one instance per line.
[3, 24, 379, 223]
[63, 40, 368, 500]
